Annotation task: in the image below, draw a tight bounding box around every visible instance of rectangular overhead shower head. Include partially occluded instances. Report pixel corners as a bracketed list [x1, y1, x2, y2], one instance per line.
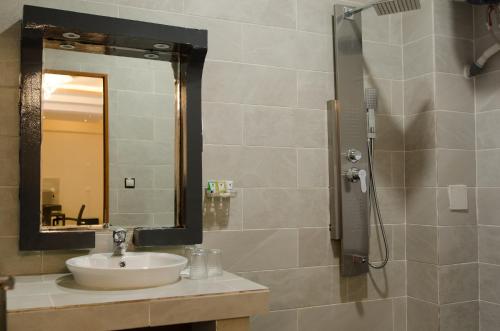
[344, 0, 421, 18]
[373, 0, 421, 15]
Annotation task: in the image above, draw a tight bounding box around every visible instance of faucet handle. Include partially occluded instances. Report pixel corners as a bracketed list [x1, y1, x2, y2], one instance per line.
[113, 228, 127, 243]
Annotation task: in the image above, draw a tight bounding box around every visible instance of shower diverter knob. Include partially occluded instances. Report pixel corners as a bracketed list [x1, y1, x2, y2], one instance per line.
[345, 167, 367, 193]
[346, 149, 362, 163]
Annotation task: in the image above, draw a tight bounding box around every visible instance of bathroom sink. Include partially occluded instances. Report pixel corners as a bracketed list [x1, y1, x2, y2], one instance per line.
[66, 252, 187, 290]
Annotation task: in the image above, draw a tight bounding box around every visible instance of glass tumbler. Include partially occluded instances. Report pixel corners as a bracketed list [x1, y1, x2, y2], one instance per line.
[189, 249, 208, 280]
[207, 248, 223, 277]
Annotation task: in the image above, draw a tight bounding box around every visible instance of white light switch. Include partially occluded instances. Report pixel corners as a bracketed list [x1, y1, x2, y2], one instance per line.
[448, 185, 468, 210]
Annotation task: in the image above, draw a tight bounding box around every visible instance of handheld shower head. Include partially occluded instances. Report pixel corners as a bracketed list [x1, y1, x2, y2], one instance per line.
[345, 0, 421, 18]
[365, 88, 378, 111]
[365, 88, 378, 139]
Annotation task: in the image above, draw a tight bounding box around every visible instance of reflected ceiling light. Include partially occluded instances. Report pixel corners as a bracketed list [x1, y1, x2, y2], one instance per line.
[42, 73, 73, 100]
[153, 43, 170, 50]
[62, 32, 81, 39]
[144, 52, 160, 59]
[59, 43, 76, 50]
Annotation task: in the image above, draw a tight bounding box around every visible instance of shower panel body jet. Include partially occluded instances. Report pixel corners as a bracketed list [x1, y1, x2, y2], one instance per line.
[329, 5, 370, 277]
[330, 1, 419, 277]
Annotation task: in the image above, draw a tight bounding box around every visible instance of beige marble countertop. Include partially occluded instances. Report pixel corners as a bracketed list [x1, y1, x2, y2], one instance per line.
[8, 271, 267, 312]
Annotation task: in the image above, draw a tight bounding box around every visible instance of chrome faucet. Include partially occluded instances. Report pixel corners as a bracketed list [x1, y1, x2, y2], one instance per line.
[112, 228, 128, 257]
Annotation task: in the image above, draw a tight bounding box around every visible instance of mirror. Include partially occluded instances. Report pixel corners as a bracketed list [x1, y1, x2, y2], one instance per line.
[20, 5, 206, 250]
[41, 47, 177, 230]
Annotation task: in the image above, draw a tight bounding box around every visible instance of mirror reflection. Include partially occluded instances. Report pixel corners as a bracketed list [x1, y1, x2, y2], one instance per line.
[41, 46, 178, 231]
[41, 71, 105, 229]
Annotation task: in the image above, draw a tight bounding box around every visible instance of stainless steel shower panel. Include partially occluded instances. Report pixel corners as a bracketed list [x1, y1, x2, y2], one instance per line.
[329, 5, 370, 277]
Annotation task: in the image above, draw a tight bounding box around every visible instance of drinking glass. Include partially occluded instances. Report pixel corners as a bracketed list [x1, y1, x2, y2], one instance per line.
[207, 248, 223, 277]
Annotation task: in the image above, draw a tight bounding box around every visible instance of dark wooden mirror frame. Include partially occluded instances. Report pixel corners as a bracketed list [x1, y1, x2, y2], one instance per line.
[19, 5, 207, 250]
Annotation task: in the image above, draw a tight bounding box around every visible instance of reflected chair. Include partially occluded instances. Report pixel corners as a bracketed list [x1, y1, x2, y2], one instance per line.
[66, 205, 100, 226]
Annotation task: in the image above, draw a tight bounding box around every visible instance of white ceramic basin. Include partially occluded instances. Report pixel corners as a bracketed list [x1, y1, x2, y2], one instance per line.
[66, 252, 187, 290]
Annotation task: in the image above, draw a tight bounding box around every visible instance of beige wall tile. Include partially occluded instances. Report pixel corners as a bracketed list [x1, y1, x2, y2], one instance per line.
[435, 73, 474, 113]
[404, 74, 435, 115]
[241, 25, 297, 69]
[393, 297, 407, 331]
[435, 36, 473, 75]
[433, 0, 473, 39]
[364, 41, 403, 80]
[402, 0, 433, 43]
[477, 188, 500, 225]
[440, 301, 479, 331]
[347, 261, 406, 301]
[477, 110, 500, 149]
[293, 109, 327, 148]
[251, 309, 298, 331]
[480, 301, 500, 331]
[0, 87, 19, 137]
[297, 70, 334, 110]
[0, 187, 18, 236]
[297, 32, 333, 72]
[439, 263, 478, 304]
[436, 111, 475, 150]
[436, 149, 476, 187]
[297, 0, 332, 34]
[183, 0, 297, 29]
[405, 150, 437, 187]
[298, 300, 394, 331]
[406, 225, 437, 264]
[407, 297, 439, 331]
[407, 261, 438, 303]
[298, 228, 339, 267]
[480, 263, 500, 304]
[298, 148, 328, 188]
[375, 188, 405, 224]
[476, 71, 500, 112]
[403, 36, 433, 79]
[438, 226, 477, 265]
[478, 226, 500, 264]
[0, 237, 41, 275]
[374, 115, 404, 151]
[203, 229, 298, 272]
[203, 61, 297, 107]
[477, 150, 500, 187]
[404, 112, 436, 150]
[116, 0, 182, 12]
[240, 266, 343, 310]
[243, 106, 294, 147]
[406, 188, 437, 225]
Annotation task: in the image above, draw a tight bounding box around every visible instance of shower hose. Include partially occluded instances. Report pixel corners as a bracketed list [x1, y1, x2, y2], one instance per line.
[367, 137, 389, 269]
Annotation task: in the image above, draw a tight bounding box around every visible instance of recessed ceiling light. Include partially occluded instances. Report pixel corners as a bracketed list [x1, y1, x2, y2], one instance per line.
[144, 53, 160, 59]
[153, 43, 171, 50]
[62, 32, 81, 39]
[59, 43, 76, 50]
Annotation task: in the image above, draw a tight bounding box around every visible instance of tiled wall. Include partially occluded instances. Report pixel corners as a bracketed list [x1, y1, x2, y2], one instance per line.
[0, 0, 408, 330]
[403, 1, 478, 330]
[474, 5, 500, 331]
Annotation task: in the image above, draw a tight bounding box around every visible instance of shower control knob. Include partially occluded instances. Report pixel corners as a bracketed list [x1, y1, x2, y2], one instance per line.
[345, 167, 367, 193]
[346, 149, 362, 163]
